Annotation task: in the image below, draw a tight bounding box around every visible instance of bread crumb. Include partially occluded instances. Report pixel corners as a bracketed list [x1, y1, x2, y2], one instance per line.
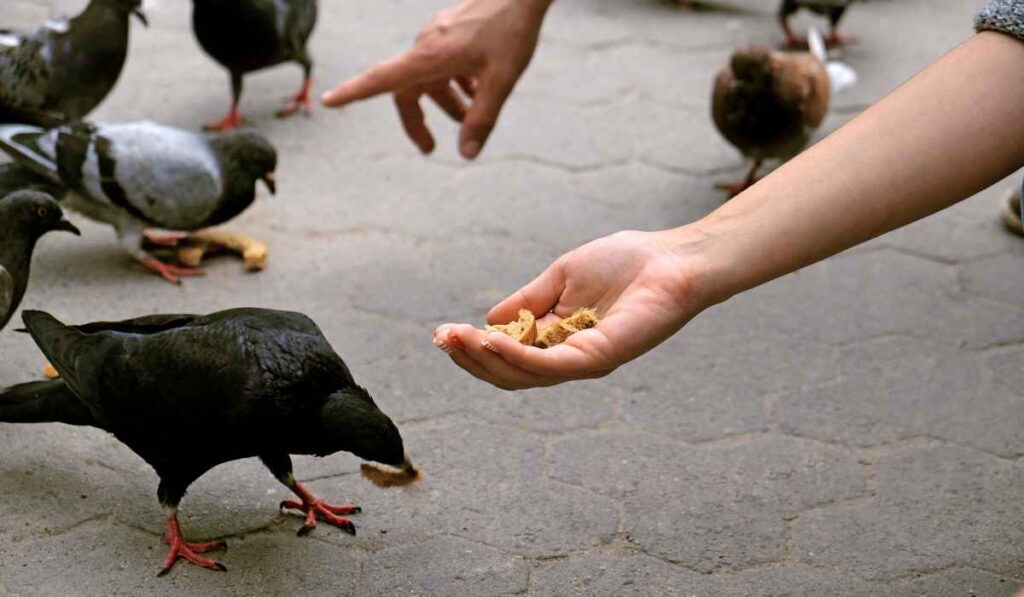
[486, 308, 600, 348]
[360, 460, 422, 488]
[536, 308, 600, 348]
[485, 309, 537, 345]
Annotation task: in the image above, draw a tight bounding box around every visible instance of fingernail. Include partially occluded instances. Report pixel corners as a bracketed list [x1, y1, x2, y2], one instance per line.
[320, 92, 335, 104]
[460, 140, 481, 159]
[446, 330, 465, 350]
[481, 339, 500, 354]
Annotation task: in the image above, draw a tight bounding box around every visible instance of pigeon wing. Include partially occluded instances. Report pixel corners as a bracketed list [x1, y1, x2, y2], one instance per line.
[82, 122, 224, 230]
[0, 32, 52, 111]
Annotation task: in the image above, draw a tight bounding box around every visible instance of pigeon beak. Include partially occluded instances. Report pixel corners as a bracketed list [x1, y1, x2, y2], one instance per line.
[133, 8, 149, 27]
[55, 218, 81, 236]
[263, 172, 277, 196]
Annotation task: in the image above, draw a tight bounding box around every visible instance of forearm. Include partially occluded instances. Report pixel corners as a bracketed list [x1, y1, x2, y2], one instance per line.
[674, 31, 1024, 305]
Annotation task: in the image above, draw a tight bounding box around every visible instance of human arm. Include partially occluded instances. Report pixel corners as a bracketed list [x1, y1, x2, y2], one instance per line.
[321, 0, 554, 159]
[433, 31, 1024, 389]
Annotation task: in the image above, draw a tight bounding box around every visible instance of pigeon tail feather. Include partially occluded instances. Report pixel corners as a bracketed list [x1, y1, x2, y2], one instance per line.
[21, 310, 90, 384]
[0, 379, 93, 425]
[0, 124, 60, 183]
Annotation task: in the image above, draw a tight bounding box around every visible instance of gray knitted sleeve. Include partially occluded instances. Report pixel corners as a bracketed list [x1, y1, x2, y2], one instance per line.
[976, 0, 1024, 40]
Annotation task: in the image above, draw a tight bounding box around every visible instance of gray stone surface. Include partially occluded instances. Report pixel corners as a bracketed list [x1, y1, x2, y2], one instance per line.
[1, 0, 1022, 595]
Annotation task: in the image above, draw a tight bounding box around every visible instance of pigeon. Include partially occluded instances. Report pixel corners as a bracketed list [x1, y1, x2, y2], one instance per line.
[0, 121, 277, 283]
[711, 30, 844, 197]
[0, 0, 147, 125]
[192, 0, 318, 131]
[778, 0, 854, 48]
[0, 191, 79, 330]
[0, 307, 419, 576]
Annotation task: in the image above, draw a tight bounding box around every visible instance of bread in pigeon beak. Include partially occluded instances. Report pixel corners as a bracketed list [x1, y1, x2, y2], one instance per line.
[263, 171, 276, 195]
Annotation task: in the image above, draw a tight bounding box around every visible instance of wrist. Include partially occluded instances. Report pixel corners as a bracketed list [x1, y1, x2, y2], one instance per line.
[653, 214, 743, 309]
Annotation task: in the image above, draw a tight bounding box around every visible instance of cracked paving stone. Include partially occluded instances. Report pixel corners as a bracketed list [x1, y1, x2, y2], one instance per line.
[961, 252, 1024, 308]
[776, 337, 1024, 458]
[570, 162, 720, 230]
[891, 567, 1024, 597]
[531, 553, 711, 596]
[303, 422, 619, 558]
[0, 425, 140, 544]
[476, 380, 621, 433]
[550, 432, 863, 571]
[113, 458, 291, 539]
[864, 184, 1024, 264]
[986, 347, 1024, 392]
[360, 536, 530, 596]
[616, 333, 836, 442]
[0, 522, 363, 596]
[702, 248, 1024, 348]
[792, 444, 1024, 580]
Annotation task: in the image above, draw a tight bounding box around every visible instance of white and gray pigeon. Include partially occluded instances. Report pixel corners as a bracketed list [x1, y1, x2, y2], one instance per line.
[778, 0, 855, 48]
[0, 191, 79, 330]
[0, 121, 277, 284]
[192, 0, 318, 131]
[0, 0, 147, 125]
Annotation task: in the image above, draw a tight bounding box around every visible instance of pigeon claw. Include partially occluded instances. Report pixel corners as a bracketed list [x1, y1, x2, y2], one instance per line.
[275, 79, 314, 119]
[158, 517, 227, 577]
[280, 494, 360, 537]
[141, 256, 205, 285]
[203, 109, 245, 132]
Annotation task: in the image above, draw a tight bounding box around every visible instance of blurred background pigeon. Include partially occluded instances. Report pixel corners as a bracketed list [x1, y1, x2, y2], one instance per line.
[711, 31, 833, 197]
[0, 0, 147, 125]
[779, 0, 855, 48]
[0, 191, 79, 330]
[0, 307, 416, 576]
[0, 121, 277, 284]
[192, 0, 318, 131]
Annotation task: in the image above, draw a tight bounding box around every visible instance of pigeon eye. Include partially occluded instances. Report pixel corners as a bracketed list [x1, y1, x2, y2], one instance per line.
[36, 206, 48, 219]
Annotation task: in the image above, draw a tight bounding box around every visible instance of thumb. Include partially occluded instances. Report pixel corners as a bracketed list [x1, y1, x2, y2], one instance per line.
[458, 73, 516, 159]
[488, 258, 566, 325]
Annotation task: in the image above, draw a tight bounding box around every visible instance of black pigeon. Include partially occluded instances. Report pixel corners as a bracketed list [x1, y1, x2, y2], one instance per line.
[0, 121, 277, 284]
[0, 307, 418, 576]
[778, 0, 854, 48]
[0, 191, 79, 330]
[192, 0, 318, 131]
[0, 0, 147, 125]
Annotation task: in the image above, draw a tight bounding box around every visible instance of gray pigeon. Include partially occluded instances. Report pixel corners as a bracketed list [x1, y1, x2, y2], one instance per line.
[0, 191, 79, 330]
[779, 0, 855, 48]
[192, 0, 318, 131]
[0, 0, 147, 125]
[0, 121, 277, 284]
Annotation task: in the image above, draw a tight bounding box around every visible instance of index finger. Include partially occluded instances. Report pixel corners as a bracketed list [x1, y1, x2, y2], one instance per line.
[321, 52, 435, 107]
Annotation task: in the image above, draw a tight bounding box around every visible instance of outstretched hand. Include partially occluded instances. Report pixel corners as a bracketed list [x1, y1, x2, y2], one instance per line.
[432, 230, 712, 390]
[322, 0, 551, 159]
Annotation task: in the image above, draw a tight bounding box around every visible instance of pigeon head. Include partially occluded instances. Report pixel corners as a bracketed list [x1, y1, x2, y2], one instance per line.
[319, 386, 406, 467]
[103, 0, 148, 26]
[731, 46, 773, 87]
[0, 191, 80, 240]
[210, 129, 278, 196]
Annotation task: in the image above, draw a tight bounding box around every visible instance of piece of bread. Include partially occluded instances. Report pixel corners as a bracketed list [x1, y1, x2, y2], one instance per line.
[360, 458, 422, 488]
[536, 308, 600, 348]
[485, 309, 537, 345]
[486, 307, 600, 348]
[175, 228, 268, 271]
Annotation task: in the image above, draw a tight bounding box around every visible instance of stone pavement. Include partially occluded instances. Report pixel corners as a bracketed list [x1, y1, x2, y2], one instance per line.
[1, 0, 1022, 594]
